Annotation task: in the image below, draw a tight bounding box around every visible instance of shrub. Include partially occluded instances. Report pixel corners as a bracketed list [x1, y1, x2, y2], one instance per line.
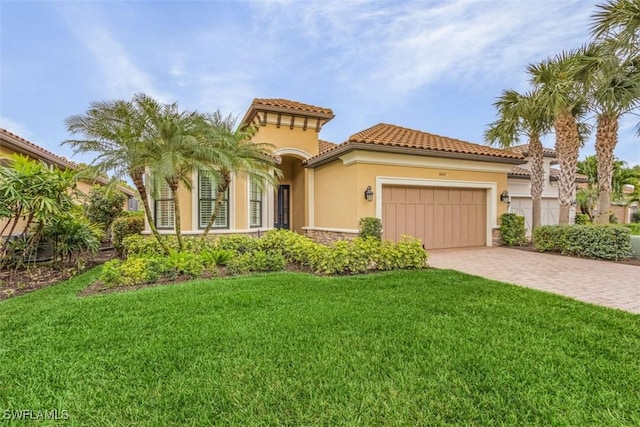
[259, 230, 317, 266]
[533, 224, 632, 260]
[44, 213, 104, 264]
[609, 213, 619, 224]
[166, 251, 204, 278]
[111, 214, 145, 256]
[499, 213, 526, 246]
[121, 235, 172, 257]
[100, 257, 160, 287]
[83, 185, 127, 235]
[215, 234, 259, 254]
[359, 217, 382, 240]
[631, 212, 640, 223]
[574, 213, 591, 225]
[226, 250, 286, 275]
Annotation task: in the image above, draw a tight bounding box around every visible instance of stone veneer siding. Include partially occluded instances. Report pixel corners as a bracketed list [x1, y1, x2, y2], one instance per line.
[304, 229, 359, 245]
[492, 227, 501, 246]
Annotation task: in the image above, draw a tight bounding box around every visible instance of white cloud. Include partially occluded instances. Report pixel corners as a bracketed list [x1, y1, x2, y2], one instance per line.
[56, 3, 172, 102]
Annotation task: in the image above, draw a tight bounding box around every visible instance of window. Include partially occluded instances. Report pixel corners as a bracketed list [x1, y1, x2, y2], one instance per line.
[249, 179, 263, 228]
[154, 184, 175, 229]
[199, 172, 229, 229]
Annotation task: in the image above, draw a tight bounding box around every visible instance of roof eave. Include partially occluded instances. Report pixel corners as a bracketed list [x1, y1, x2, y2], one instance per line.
[305, 142, 526, 168]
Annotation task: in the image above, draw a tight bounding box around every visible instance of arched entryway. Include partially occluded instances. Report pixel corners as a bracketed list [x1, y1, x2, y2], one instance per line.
[274, 149, 309, 233]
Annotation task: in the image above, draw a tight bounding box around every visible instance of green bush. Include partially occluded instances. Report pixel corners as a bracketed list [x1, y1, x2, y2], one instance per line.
[111, 214, 145, 256]
[166, 251, 204, 278]
[609, 213, 619, 224]
[100, 257, 160, 287]
[122, 235, 174, 257]
[359, 217, 382, 240]
[574, 213, 591, 225]
[631, 212, 640, 223]
[215, 234, 259, 254]
[499, 213, 526, 246]
[226, 250, 286, 275]
[533, 224, 632, 260]
[83, 185, 127, 235]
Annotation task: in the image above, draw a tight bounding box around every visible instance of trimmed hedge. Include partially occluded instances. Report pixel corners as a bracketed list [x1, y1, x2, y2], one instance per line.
[102, 230, 429, 286]
[499, 213, 526, 246]
[533, 224, 632, 260]
[111, 213, 145, 256]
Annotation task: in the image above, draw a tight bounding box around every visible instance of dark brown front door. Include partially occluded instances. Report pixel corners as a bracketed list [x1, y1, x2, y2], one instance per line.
[275, 185, 290, 229]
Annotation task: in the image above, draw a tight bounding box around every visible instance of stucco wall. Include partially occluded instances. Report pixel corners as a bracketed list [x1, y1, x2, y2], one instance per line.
[311, 151, 512, 231]
[252, 118, 320, 157]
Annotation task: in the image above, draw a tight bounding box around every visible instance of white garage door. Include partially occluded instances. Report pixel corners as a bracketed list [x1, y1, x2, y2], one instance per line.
[510, 197, 560, 233]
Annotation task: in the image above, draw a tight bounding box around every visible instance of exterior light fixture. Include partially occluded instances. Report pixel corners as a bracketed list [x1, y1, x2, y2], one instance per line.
[364, 185, 374, 202]
[500, 190, 510, 204]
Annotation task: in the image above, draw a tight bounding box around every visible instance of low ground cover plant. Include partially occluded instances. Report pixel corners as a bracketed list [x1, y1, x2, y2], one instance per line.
[99, 230, 428, 288]
[533, 224, 632, 260]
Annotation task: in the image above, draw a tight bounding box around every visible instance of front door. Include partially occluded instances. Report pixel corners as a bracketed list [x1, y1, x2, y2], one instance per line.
[275, 185, 290, 229]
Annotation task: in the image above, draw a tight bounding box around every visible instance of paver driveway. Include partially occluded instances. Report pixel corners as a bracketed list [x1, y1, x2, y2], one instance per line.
[428, 247, 640, 314]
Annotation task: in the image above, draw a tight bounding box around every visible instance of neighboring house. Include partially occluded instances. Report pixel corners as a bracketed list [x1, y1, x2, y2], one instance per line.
[147, 98, 527, 250]
[0, 127, 138, 237]
[506, 144, 588, 234]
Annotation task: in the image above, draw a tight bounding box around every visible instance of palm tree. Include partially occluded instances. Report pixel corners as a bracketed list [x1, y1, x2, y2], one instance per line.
[582, 42, 640, 222]
[485, 89, 551, 231]
[64, 96, 171, 254]
[591, 0, 640, 53]
[198, 112, 281, 238]
[134, 94, 213, 251]
[528, 49, 592, 224]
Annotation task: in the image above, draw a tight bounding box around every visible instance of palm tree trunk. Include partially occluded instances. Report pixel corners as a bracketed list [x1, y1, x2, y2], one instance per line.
[595, 114, 618, 224]
[202, 172, 231, 238]
[554, 112, 580, 224]
[529, 135, 544, 231]
[167, 177, 183, 252]
[130, 170, 170, 255]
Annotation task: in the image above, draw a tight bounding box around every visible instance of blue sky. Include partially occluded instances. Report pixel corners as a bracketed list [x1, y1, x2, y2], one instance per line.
[1, 0, 638, 167]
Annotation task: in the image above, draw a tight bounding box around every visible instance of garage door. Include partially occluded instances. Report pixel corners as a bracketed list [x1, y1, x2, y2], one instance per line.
[510, 197, 559, 234]
[382, 186, 486, 249]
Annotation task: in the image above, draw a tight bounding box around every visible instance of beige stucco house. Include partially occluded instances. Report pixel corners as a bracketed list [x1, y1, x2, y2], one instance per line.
[147, 98, 529, 250]
[0, 127, 137, 237]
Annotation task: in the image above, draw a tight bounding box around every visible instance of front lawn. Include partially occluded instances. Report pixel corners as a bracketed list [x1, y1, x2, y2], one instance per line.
[1, 269, 639, 425]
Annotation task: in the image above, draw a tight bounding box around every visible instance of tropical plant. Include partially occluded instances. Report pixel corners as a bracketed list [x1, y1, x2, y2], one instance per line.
[577, 42, 640, 222]
[0, 154, 79, 269]
[64, 95, 171, 254]
[528, 49, 594, 224]
[485, 89, 551, 231]
[43, 211, 104, 266]
[578, 155, 640, 201]
[83, 184, 127, 236]
[198, 112, 281, 238]
[591, 0, 640, 54]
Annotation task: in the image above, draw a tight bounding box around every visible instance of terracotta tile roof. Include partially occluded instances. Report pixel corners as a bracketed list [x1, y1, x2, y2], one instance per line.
[510, 144, 556, 157]
[508, 166, 532, 177]
[508, 166, 588, 183]
[318, 139, 336, 154]
[252, 98, 333, 116]
[550, 168, 589, 183]
[0, 127, 73, 168]
[346, 123, 524, 160]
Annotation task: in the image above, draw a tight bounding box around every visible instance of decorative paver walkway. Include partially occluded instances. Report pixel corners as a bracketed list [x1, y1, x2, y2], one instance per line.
[428, 247, 640, 314]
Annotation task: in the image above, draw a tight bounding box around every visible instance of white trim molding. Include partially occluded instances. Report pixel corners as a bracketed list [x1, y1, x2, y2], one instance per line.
[274, 147, 312, 160]
[339, 150, 516, 173]
[375, 176, 499, 247]
[302, 227, 360, 234]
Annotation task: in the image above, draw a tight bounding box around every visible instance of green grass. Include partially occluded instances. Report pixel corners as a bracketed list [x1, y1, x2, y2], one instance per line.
[1, 269, 639, 426]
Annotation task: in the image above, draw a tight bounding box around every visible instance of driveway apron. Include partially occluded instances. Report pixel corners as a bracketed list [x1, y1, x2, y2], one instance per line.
[428, 247, 640, 314]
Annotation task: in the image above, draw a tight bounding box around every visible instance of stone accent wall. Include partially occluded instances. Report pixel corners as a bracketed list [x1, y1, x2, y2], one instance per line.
[491, 228, 501, 246]
[304, 229, 359, 245]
